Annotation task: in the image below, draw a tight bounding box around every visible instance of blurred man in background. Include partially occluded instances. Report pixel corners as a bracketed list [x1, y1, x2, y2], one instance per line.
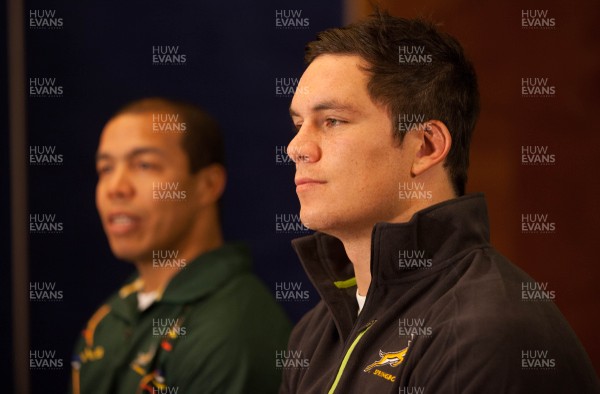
[71, 97, 291, 394]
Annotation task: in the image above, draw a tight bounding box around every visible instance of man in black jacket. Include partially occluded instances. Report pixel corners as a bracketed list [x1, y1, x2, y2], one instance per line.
[280, 11, 598, 394]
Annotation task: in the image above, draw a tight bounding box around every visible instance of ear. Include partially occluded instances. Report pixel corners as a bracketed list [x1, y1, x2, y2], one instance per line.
[193, 164, 227, 206]
[411, 120, 452, 177]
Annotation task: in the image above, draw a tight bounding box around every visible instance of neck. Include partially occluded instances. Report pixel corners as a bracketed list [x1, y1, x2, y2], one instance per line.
[339, 181, 456, 296]
[341, 233, 372, 296]
[135, 213, 224, 292]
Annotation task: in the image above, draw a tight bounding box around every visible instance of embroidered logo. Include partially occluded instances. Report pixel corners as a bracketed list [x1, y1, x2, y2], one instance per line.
[131, 345, 158, 376]
[79, 346, 104, 363]
[364, 348, 408, 372]
[133, 347, 156, 367]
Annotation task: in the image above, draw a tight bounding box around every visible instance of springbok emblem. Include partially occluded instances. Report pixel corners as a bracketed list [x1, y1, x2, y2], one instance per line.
[364, 347, 408, 372]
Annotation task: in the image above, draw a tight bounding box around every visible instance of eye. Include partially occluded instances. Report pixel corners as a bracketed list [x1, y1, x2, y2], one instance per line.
[96, 164, 112, 176]
[134, 160, 159, 171]
[325, 118, 345, 128]
[139, 162, 154, 169]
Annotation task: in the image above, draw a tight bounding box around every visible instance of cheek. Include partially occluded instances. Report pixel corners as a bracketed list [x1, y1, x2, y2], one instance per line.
[143, 207, 175, 245]
[140, 177, 157, 196]
[151, 199, 195, 226]
[342, 151, 404, 200]
[331, 137, 386, 179]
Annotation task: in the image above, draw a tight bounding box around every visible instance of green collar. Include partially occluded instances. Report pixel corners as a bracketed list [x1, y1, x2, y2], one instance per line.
[109, 243, 252, 320]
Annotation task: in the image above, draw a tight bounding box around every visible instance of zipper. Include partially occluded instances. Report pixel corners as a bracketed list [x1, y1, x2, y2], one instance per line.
[327, 320, 376, 394]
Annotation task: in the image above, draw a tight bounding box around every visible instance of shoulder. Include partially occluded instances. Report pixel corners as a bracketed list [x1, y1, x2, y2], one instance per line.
[409, 249, 598, 391]
[432, 248, 567, 337]
[175, 271, 291, 352]
[189, 271, 289, 324]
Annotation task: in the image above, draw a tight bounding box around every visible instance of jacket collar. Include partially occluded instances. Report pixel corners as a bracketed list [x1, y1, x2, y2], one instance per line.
[291, 194, 491, 335]
[370, 193, 490, 286]
[110, 243, 252, 320]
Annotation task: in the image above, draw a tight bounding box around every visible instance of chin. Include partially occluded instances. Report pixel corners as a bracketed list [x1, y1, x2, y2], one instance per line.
[108, 244, 145, 263]
[299, 208, 317, 231]
[301, 209, 358, 239]
[299, 208, 332, 233]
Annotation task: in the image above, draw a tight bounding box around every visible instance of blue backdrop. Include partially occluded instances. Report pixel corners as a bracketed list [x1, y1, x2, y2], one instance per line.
[17, 1, 342, 392]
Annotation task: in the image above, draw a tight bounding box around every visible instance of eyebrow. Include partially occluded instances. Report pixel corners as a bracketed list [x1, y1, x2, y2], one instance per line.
[289, 100, 359, 118]
[95, 147, 167, 162]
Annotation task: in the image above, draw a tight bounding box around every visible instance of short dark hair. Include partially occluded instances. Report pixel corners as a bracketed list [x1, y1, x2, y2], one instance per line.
[112, 97, 225, 173]
[305, 11, 480, 196]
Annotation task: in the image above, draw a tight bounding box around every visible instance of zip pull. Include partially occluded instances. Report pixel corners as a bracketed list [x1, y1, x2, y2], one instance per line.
[362, 320, 376, 331]
[328, 320, 377, 394]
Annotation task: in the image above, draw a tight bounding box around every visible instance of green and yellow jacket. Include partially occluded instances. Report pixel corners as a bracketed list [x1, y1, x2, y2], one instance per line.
[71, 244, 291, 394]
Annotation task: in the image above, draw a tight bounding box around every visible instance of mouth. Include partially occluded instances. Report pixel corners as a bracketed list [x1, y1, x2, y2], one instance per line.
[295, 177, 326, 192]
[105, 213, 141, 235]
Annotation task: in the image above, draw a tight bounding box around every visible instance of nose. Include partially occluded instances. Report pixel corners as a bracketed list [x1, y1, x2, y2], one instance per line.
[106, 165, 135, 200]
[287, 126, 321, 165]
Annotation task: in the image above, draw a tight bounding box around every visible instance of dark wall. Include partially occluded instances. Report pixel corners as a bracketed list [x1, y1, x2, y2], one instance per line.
[2, 1, 14, 392]
[22, 1, 341, 392]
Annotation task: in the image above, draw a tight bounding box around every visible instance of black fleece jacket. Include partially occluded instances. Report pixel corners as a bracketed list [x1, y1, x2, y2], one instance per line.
[280, 194, 598, 394]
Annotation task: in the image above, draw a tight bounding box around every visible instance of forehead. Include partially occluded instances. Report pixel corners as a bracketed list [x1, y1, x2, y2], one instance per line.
[98, 112, 185, 155]
[291, 54, 371, 111]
